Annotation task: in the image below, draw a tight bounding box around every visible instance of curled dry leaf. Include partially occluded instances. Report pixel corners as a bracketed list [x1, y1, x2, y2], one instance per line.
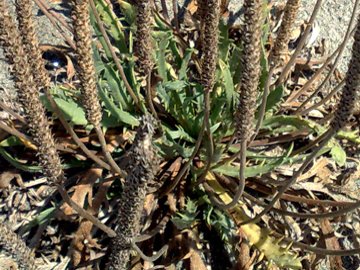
[71, 171, 112, 266]
[0, 170, 22, 189]
[61, 168, 102, 217]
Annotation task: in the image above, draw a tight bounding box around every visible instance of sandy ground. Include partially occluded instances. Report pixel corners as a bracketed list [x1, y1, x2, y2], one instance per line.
[0, 0, 358, 101]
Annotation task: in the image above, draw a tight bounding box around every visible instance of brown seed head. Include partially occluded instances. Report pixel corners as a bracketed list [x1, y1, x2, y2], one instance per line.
[199, 0, 220, 92]
[15, 0, 51, 89]
[107, 115, 158, 269]
[0, 222, 38, 270]
[134, 0, 154, 77]
[269, 0, 301, 67]
[72, 0, 102, 126]
[235, 0, 263, 142]
[330, 15, 360, 131]
[0, 0, 64, 184]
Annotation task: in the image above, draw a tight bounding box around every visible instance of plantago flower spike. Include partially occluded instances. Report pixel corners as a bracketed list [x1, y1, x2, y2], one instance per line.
[0, 0, 64, 184]
[210, 0, 263, 210]
[134, 0, 154, 76]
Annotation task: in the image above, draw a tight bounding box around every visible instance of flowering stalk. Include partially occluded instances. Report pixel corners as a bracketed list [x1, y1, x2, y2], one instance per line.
[72, 0, 123, 175]
[269, 0, 301, 67]
[0, 222, 38, 270]
[72, 0, 102, 127]
[134, 0, 154, 77]
[1, 0, 117, 238]
[236, 0, 262, 143]
[0, 0, 64, 184]
[211, 0, 263, 210]
[200, 0, 220, 92]
[15, 0, 51, 89]
[106, 115, 158, 269]
[330, 14, 360, 132]
[193, 0, 220, 198]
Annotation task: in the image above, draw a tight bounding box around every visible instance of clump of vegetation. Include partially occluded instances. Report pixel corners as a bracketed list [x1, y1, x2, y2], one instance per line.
[0, 0, 360, 269]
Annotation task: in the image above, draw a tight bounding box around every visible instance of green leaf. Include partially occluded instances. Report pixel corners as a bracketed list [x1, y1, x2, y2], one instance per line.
[98, 81, 139, 126]
[229, 45, 242, 85]
[54, 97, 88, 126]
[219, 59, 236, 108]
[118, 0, 136, 25]
[219, 21, 230, 61]
[0, 136, 22, 147]
[330, 144, 346, 166]
[265, 85, 283, 112]
[23, 207, 56, 231]
[0, 147, 42, 172]
[163, 80, 187, 91]
[103, 65, 131, 110]
[156, 33, 171, 81]
[95, 0, 127, 52]
[263, 115, 320, 132]
[213, 157, 286, 178]
[40, 94, 88, 126]
[179, 48, 193, 80]
[258, 40, 269, 93]
[172, 199, 198, 230]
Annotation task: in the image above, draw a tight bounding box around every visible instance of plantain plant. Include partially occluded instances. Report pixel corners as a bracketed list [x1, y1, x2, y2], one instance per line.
[1, 0, 360, 269]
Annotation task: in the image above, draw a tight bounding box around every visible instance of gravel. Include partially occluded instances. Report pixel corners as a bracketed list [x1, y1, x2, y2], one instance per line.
[0, 0, 358, 101]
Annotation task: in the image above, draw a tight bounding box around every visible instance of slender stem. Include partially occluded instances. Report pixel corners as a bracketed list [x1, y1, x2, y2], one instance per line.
[240, 129, 334, 225]
[0, 100, 26, 124]
[244, 192, 360, 220]
[295, 0, 359, 113]
[0, 120, 34, 146]
[290, 128, 330, 156]
[158, 120, 206, 197]
[275, 0, 323, 86]
[57, 184, 117, 237]
[94, 125, 125, 177]
[44, 89, 112, 171]
[89, 0, 141, 108]
[205, 140, 246, 209]
[146, 72, 160, 120]
[251, 67, 274, 142]
[300, 79, 345, 115]
[134, 213, 171, 242]
[0, 120, 75, 153]
[131, 241, 168, 262]
[160, 0, 170, 21]
[270, 230, 360, 256]
[34, 0, 73, 33]
[196, 90, 214, 186]
[32, 0, 76, 50]
[172, 0, 179, 31]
